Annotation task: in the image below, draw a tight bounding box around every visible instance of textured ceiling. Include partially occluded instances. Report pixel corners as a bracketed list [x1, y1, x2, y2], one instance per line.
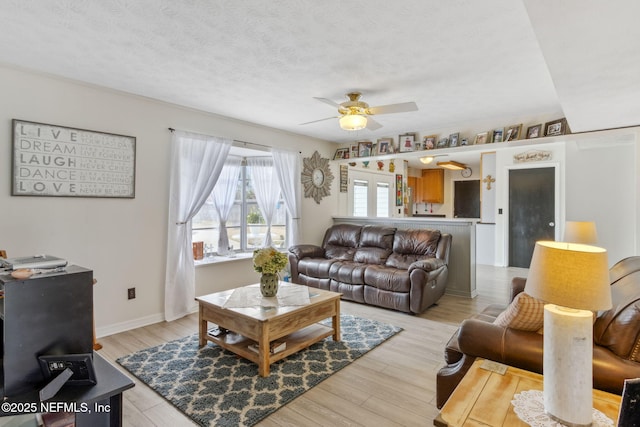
[0, 1, 637, 143]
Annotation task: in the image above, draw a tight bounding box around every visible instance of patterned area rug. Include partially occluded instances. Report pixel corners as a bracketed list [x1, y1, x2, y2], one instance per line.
[117, 314, 402, 427]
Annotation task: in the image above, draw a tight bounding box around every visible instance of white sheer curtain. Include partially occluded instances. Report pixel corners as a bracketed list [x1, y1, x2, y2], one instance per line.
[247, 156, 280, 247]
[165, 130, 232, 321]
[212, 156, 242, 255]
[272, 148, 302, 246]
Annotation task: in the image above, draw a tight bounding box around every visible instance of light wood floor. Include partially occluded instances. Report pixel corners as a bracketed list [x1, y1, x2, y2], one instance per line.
[98, 265, 528, 426]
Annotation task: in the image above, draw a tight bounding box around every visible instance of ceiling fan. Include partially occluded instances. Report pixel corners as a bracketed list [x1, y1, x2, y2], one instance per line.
[301, 92, 418, 131]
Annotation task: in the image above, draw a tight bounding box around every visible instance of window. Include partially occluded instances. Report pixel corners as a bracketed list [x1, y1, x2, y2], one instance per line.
[192, 152, 287, 257]
[376, 182, 390, 217]
[352, 179, 368, 217]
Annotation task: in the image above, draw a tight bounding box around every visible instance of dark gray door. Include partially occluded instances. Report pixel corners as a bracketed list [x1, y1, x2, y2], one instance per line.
[509, 167, 555, 268]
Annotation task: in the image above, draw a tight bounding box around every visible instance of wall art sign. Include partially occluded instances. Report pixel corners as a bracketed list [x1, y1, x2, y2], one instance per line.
[513, 150, 552, 163]
[12, 120, 136, 198]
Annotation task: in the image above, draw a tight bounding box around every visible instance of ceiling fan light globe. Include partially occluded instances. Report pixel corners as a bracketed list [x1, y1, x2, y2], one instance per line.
[339, 114, 367, 131]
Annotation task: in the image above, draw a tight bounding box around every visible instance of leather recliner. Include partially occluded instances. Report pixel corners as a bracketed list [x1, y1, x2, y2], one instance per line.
[435, 256, 640, 408]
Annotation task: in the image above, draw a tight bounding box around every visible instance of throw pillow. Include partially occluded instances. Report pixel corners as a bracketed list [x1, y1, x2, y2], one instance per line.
[493, 292, 545, 331]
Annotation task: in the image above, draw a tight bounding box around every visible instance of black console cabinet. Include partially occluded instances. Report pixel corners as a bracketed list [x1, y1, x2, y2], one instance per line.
[0, 265, 94, 397]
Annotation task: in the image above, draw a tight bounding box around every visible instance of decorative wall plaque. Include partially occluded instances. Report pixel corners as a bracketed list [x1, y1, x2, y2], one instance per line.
[513, 150, 552, 163]
[12, 120, 136, 198]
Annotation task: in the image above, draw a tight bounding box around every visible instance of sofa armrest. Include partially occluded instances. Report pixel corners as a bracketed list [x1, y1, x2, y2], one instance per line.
[408, 257, 445, 273]
[457, 319, 543, 374]
[288, 244, 325, 260]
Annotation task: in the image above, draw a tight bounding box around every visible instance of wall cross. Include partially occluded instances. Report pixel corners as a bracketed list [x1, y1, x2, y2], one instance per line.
[483, 174, 496, 190]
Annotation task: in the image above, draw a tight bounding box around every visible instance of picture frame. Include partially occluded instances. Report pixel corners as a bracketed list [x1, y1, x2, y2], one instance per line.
[423, 135, 437, 150]
[526, 124, 542, 139]
[504, 123, 523, 142]
[543, 118, 570, 137]
[449, 132, 460, 147]
[333, 147, 349, 159]
[377, 138, 392, 155]
[399, 133, 416, 152]
[350, 144, 359, 158]
[436, 137, 449, 149]
[474, 131, 489, 145]
[12, 119, 136, 198]
[357, 141, 373, 157]
[492, 128, 504, 143]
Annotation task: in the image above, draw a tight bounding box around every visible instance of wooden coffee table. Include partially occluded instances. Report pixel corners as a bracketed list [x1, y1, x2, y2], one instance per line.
[196, 283, 341, 376]
[435, 358, 621, 426]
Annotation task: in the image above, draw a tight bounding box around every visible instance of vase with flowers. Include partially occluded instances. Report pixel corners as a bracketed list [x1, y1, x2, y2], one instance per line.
[253, 247, 288, 297]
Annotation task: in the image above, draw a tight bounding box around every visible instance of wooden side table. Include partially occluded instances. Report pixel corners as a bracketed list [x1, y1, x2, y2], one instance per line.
[435, 359, 621, 427]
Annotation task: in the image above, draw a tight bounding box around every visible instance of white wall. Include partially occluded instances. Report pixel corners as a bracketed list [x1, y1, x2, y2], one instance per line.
[565, 133, 637, 264]
[492, 136, 638, 267]
[0, 66, 337, 336]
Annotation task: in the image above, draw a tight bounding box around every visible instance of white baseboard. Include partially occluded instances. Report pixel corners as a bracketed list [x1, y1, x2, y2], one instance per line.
[95, 313, 165, 339]
[95, 305, 199, 338]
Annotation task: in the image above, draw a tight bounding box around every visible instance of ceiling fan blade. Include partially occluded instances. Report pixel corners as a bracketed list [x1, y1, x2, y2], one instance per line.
[313, 97, 341, 108]
[365, 117, 383, 130]
[368, 101, 418, 115]
[299, 116, 338, 125]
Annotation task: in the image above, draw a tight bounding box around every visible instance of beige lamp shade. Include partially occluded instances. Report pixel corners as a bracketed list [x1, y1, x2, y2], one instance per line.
[524, 241, 612, 311]
[563, 221, 598, 244]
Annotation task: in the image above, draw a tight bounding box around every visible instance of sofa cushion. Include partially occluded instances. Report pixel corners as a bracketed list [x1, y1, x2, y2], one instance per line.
[493, 292, 545, 331]
[363, 265, 411, 292]
[354, 225, 395, 265]
[322, 224, 361, 260]
[594, 271, 640, 362]
[386, 229, 441, 269]
[328, 261, 367, 285]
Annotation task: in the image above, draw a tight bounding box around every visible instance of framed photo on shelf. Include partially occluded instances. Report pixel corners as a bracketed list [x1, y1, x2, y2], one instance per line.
[474, 131, 489, 145]
[436, 137, 449, 148]
[377, 138, 393, 155]
[357, 141, 373, 157]
[399, 133, 416, 152]
[504, 124, 523, 141]
[333, 147, 349, 159]
[544, 118, 569, 136]
[493, 128, 504, 143]
[449, 132, 460, 147]
[526, 124, 542, 139]
[423, 135, 437, 150]
[350, 144, 359, 158]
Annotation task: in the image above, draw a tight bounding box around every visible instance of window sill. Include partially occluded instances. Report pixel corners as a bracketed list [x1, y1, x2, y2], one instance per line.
[195, 252, 253, 267]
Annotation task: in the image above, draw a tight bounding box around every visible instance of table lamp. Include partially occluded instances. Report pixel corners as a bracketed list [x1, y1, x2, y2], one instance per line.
[524, 241, 611, 426]
[564, 221, 598, 244]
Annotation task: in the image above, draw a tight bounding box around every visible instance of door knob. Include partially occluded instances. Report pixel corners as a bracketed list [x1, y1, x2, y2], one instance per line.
[549, 222, 555, 227]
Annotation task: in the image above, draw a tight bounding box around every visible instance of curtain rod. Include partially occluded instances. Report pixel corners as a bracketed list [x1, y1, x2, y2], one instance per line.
[168, 127, 297, 152]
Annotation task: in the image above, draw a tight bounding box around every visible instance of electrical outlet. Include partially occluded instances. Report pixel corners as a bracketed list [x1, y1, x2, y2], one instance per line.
[128, 287, 136, 300]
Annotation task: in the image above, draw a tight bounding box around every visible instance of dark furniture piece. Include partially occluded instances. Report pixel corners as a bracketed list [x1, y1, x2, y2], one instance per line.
[2, 352, 134, 426]
[436, 256, 640, 409]
[0, 265, 94, 397]
[0, 265, 134, 426]
[288, 224, 451, 314]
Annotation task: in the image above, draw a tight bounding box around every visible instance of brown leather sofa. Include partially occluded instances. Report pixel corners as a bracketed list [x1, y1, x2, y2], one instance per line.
[288, 223, 451, 314]
[436, 256, 640, 409]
